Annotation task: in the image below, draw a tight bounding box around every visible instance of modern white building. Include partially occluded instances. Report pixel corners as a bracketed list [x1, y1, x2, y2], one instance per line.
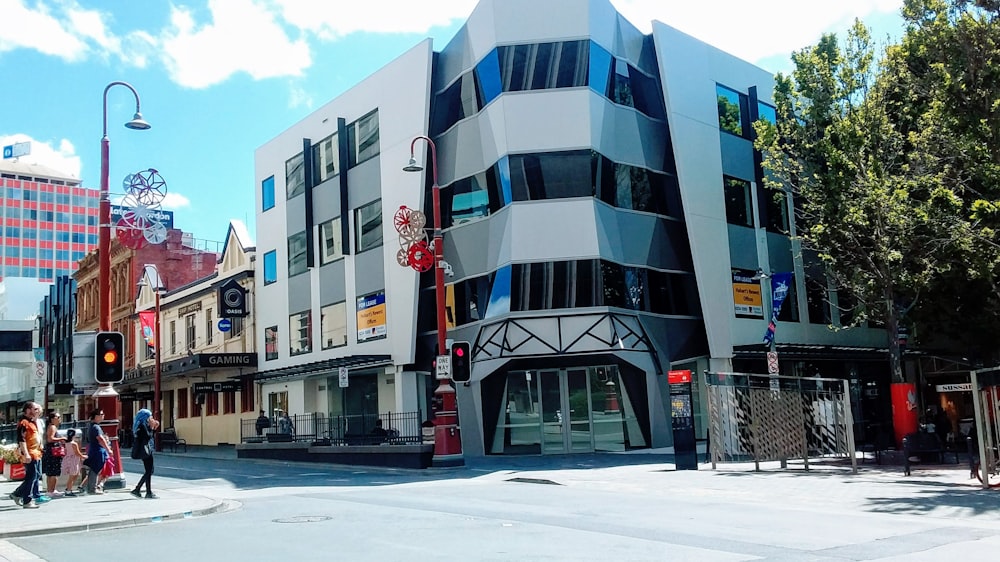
[254, 0, 888, 457]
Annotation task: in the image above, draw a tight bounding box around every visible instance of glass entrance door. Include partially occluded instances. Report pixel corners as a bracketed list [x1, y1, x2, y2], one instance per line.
[539, 369, 595, 454]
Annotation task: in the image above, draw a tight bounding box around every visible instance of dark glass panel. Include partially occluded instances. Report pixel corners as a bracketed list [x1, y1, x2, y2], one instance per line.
[624, 267, 646, 311]
[628, 65, 665, 120]
[588, 41, 613, 96]
[552, 261, 570, 309]
[776, 276, 799, 322]
[724, 176, 753, 227]
[806, 276, 831, 325]
[527, 262, 548, 311]
[556, 40, 588, 88]
[575, 259, 598, 308]
[601, 261, 626, 308]
[430, 78, 464, 136]
[531, 42, 554, 90]
[510, 263, 526, 312]
[716, 85, 744, 136]
[611, 58, 633, 107]
[486, 265, 512, 318]
[764, 189, 789, 233]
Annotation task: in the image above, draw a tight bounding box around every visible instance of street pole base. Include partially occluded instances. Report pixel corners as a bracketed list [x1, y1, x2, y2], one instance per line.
[431, 453, 465, 468]
[102, 474, 127, 490]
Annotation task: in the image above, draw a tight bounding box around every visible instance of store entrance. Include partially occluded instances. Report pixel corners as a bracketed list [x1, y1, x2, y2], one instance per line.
[490, 365, 641, 455]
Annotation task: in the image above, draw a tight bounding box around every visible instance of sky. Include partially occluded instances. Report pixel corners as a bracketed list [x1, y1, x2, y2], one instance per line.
[0, 0, 908, 248]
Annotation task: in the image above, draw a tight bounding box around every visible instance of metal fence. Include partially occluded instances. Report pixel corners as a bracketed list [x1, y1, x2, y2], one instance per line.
[240, 411, 424, 445]
[705, 372, 857, 473]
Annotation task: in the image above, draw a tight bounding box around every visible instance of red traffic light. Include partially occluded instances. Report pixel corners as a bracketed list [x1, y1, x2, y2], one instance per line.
[453, 346, 465, 358]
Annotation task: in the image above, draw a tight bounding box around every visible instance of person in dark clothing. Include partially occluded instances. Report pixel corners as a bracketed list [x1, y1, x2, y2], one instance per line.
[255, 410, 271, 436]
[130, 408, 160, 499]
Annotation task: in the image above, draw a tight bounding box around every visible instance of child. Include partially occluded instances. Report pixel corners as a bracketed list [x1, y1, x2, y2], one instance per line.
[61, 429, 87, 497]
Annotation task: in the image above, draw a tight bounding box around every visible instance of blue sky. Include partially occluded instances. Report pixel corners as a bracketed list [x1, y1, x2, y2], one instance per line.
[0, 0, 906, 247]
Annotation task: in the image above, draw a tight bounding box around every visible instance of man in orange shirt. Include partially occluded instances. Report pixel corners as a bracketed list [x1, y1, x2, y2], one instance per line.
[10, 402, 44, 508]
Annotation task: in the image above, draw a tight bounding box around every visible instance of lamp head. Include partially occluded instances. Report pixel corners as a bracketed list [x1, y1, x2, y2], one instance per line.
[125, 112, 151, 130]
[402, 156, 423, 173]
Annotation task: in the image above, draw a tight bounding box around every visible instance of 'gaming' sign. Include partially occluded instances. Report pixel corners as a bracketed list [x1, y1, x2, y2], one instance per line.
[111, 205, 174, 229]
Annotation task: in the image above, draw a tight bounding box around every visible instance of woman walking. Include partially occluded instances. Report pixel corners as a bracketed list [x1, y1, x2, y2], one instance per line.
[130, 408, 159, 499]
[42, 412, 67, 497]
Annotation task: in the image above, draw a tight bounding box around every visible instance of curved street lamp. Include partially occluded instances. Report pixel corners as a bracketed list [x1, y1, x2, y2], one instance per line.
[404, 136, 464, 467]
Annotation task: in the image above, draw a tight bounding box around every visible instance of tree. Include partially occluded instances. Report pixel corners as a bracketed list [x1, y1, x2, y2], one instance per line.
[755, 21, 969, 382]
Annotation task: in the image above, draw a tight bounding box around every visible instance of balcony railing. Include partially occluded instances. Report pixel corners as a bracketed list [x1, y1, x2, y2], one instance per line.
[241, 411, 425, 446]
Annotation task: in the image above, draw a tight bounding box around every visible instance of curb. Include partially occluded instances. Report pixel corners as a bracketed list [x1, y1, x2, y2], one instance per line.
[0, 499, 237, 540]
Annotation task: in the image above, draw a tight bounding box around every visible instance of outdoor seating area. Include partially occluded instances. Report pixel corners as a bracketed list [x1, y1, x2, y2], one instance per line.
[160, 428, 187, 453]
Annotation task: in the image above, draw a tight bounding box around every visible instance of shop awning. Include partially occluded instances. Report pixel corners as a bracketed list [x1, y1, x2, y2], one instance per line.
[253, 355, 393, 382]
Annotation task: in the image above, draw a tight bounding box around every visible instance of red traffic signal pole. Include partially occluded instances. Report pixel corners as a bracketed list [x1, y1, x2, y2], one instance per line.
[97, 81, 150, 488]
[407, 136, 464, 467]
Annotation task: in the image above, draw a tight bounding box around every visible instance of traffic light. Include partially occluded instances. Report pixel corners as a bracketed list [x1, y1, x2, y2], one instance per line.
[94, 331, 125, 383]
[450, 341, 471, 383]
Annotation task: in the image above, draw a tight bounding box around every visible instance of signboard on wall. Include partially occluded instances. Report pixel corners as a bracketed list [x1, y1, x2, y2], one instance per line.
[732, 270, 763, 317]
[356, 290, 387, 342]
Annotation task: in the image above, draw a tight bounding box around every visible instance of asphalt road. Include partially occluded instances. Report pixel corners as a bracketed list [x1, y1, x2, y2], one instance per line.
[7, 455, 1000, 561]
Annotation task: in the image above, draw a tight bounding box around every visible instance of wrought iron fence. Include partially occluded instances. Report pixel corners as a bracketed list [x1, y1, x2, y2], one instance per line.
[705, 371, 857, 473]
[241, 411, 424, 446]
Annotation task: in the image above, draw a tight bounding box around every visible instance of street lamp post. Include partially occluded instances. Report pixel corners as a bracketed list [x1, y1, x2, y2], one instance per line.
[97, 81, 150, 487]
[138, 269, 163, 452]
[404, 136, 464, 467]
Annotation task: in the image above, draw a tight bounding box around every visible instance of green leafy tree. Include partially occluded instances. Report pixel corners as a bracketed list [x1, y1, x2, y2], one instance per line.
[755, 21, 969, 382]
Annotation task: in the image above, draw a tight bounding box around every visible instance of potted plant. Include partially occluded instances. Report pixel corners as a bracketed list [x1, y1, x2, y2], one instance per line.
[1, 442, 25, 480]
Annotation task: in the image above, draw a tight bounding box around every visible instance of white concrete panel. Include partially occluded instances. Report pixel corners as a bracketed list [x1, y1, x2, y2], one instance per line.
[669, 114, 726, 221]
[502, 90, 593, 154]
[507, 199, 602, 263]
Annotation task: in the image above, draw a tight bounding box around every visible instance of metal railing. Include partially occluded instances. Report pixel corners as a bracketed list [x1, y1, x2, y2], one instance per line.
[241, 411, 424, 446]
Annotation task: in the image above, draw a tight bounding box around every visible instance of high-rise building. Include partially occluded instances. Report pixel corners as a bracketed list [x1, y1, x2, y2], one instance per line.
[0, 159, 98, 282]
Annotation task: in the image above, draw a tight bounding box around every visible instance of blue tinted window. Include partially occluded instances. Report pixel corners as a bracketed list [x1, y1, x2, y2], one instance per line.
[264, 250, 277, 285]
[717, 85, 746, 136]
[476, 49, 501, 105]
[57, 232, 70, 243]
[87, 234, 97, 245]
[589, 42, 612, 96]
[485, 265, 511, 319]
[757, 102, 776, 125]
[497, 156, 512, 205]
[262, 175, 275, 211]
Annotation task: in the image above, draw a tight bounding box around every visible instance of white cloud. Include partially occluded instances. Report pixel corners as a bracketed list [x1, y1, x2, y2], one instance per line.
[0, 133, 81, 178]
[159, 0, 311, 89]
[0, 0, 89, 60]
[613, 0, 903, 63]
[274, 0, 478, 39]
[161, 192, 191, 209]
[287, 84, 313, 110]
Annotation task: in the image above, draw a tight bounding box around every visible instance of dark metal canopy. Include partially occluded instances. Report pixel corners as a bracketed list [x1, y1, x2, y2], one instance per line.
[253, 355, 393, 382]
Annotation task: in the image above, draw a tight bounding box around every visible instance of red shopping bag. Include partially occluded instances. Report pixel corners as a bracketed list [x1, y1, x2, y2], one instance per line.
[100, 456, 116, 478]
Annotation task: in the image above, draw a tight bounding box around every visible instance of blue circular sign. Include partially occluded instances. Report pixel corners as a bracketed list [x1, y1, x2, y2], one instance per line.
[217, 318, 232, 332]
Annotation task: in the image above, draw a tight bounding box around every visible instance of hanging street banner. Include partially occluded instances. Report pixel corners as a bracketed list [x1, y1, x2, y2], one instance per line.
[762, 272, 794, 346]
[139, 311, 156, 350]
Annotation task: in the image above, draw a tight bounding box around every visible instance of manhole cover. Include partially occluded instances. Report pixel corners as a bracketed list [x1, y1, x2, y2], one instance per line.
[273, 516, 333, 524]
[506, 477, 562, 486]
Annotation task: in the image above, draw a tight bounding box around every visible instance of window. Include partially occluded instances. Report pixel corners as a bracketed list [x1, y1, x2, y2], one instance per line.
[288, 232, 308, 276]
[723, 176, 753, 227]
[240, 378, 254, 413]
[717, 85, 747, 137]
[206, 391, 219, 416]
[262, 175, 275, 211]
[177, 388, 188, 419]
[191, 388, 202, 417]
[321, 302, 348, 349]
[185, 314, 196, 350]
[312, 134, 339, 183]
[765, 189, 789, 233]
[226, 316, 244, 340]
[286, 153, 305, 199]
[205, 308, 213, 345]
[508, 151, 592, 202]
[169, 321, 176, 355]
[806, 276, 831, 325]
[318, 217, 343, 265]
[347, 110, 380, 167]
[289, 310, 311, 356]
[263, 250, 277, 285]
[265, 325, 278, 361]
[355, 200, 382, 253]
[223, 391, 236, 415]
[776, 276, 800, 323]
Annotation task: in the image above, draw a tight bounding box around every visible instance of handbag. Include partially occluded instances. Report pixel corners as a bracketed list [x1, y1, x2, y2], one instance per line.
[100, 455, 116, 478]
[50, 442, 66, 458]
